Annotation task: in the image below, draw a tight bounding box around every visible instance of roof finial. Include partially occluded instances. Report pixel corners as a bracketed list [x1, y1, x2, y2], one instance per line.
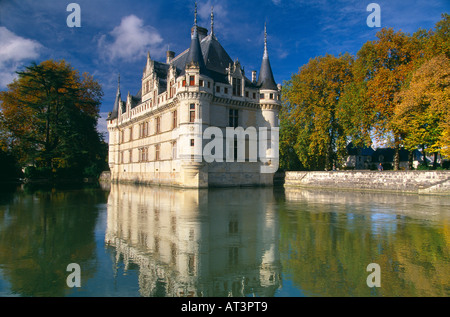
[211, 6, 214, 36]
[194, 2, 198, 27]
[264, 22, 268, 59]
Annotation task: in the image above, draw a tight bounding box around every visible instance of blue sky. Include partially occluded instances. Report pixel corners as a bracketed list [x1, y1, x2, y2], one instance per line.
[0, 0, 448, 137]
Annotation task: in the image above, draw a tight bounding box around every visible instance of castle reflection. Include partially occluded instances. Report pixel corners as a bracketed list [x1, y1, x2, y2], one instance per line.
[105, 183, 281, 297]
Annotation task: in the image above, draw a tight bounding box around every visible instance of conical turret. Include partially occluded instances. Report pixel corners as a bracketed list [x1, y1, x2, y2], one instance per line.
[186, 2, 206, 71]
[257, 23, 277, 90]
[108, 74, 121, 120]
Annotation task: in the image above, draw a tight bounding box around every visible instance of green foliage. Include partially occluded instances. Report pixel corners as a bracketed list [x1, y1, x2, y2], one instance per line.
[281, 54, 354, 171]
[0, 60, 106, 181]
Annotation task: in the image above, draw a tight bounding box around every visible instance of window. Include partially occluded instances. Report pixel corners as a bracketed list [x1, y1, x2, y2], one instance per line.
[270, 93, 274, 99]
[199, 79, 204, 87]
[155, 144, 160, 161]
[253, 92, 256, 99]
[172, 110, 177, 129]
[260, 93, 265, 99]
[182, 79, 186, 87]
[189, 104, 196, 123]
[207, 81, 211, 88]
[216, 86, 220, 93]
[172, 141, 177, 159]
[232, 78, 241, 96]
[140, 122, 149, 138]
[190, 139, 195, 147]
[189, 76, 195, 86]
[139, 147, 148, 162]
[224, 87, 228, 94]
[229, 109, 238, 128]
[245, 91, 249, 98]
[156, 116, 161, 134]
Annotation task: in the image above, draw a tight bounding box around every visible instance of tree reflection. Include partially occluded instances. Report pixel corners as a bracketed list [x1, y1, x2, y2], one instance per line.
[279, 188, 450, 297]
[0, 186, 106, 296]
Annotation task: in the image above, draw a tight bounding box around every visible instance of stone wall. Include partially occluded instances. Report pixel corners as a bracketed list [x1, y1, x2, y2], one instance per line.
[284, 170, 450, 195]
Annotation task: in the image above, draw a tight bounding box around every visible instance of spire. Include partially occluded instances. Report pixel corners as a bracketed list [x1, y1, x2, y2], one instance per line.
[210, 6, 215, 38]
[108, 74, 121, 120]
[264, 22, 268, 59]
[186, 2, 206, 71]
[194, 2, 198, 27]
[257, 22, 277, 90]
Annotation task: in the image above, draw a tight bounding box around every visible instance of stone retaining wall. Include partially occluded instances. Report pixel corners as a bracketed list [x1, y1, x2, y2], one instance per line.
[284, 170, 450, 195]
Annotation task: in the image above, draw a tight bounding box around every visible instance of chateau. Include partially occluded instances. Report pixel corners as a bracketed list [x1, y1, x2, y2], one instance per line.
[107, 6, 281, 188]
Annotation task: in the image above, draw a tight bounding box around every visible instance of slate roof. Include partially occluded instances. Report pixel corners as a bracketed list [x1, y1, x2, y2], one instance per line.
[110, 19, 278, 116]
[256, 24, 278, 90]
[107, 79, 121, 120]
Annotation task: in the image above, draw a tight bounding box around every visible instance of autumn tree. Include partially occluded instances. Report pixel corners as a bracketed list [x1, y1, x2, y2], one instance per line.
[426, 13, 450, 59]
[353, 28, 426, 170]
[0, 60, 106, 179]
[393, 55, 450, 163]
[281, 54, 354, 170]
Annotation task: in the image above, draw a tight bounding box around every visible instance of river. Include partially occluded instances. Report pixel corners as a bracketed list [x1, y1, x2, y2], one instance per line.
[0, 183, 448, 297]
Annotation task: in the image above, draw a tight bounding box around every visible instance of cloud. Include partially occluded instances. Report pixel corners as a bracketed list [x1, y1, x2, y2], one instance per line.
[197, 0, 229, 35]
[98, 15, 164, 62]
[0, 27, 42, 88]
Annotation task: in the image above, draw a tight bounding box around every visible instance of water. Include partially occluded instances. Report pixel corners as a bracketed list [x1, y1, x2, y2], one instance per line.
[0, 183, 449, 297]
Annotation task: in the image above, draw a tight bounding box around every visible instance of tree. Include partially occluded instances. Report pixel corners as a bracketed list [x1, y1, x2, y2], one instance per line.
[281, 54, 354, 170]
[354, 28, 426, 170]
[0, 60, 105, 179]
[393, 55, 450, 161]
[426, 13, 450, 59]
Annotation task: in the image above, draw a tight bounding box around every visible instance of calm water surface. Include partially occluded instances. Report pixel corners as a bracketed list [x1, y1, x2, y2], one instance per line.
[0, 183, 449, 297]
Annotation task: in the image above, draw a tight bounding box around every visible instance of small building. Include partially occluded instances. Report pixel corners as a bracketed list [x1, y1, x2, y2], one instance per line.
[345, 143, 375, 170]
[345, 143, 435, 170]
[106, 5, 281, 188]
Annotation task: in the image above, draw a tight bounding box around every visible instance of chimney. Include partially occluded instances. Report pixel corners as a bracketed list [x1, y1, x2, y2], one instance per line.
[252, 70, 257, 83]
[191, 26, 208, 42]
[166, 50, 175, 63]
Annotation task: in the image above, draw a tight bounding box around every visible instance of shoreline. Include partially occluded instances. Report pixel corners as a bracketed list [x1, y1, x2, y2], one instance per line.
[283, 170, 450, 196]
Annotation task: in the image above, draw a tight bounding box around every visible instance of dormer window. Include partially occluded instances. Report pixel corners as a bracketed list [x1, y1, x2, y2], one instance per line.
[232, 78, 241, 96]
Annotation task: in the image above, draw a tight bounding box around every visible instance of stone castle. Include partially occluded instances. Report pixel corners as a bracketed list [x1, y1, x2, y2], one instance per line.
[107, 5, 281, 188]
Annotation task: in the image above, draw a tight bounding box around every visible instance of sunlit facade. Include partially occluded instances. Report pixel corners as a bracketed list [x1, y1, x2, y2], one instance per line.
[106, 6, 281, 188]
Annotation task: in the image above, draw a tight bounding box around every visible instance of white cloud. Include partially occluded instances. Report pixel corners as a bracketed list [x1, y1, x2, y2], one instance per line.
[197, 0, 228, 35]
[0, 27, 42, 88]
[98, 15, 164, 62]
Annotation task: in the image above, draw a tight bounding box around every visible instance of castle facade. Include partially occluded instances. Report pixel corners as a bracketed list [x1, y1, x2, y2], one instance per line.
[107, 6, 281, 188]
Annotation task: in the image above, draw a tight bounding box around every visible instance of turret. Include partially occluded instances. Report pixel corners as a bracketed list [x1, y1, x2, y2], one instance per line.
[108, 74, 121, 120]
[257, 23, 277, 90]
[186, 3, 206, 72]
